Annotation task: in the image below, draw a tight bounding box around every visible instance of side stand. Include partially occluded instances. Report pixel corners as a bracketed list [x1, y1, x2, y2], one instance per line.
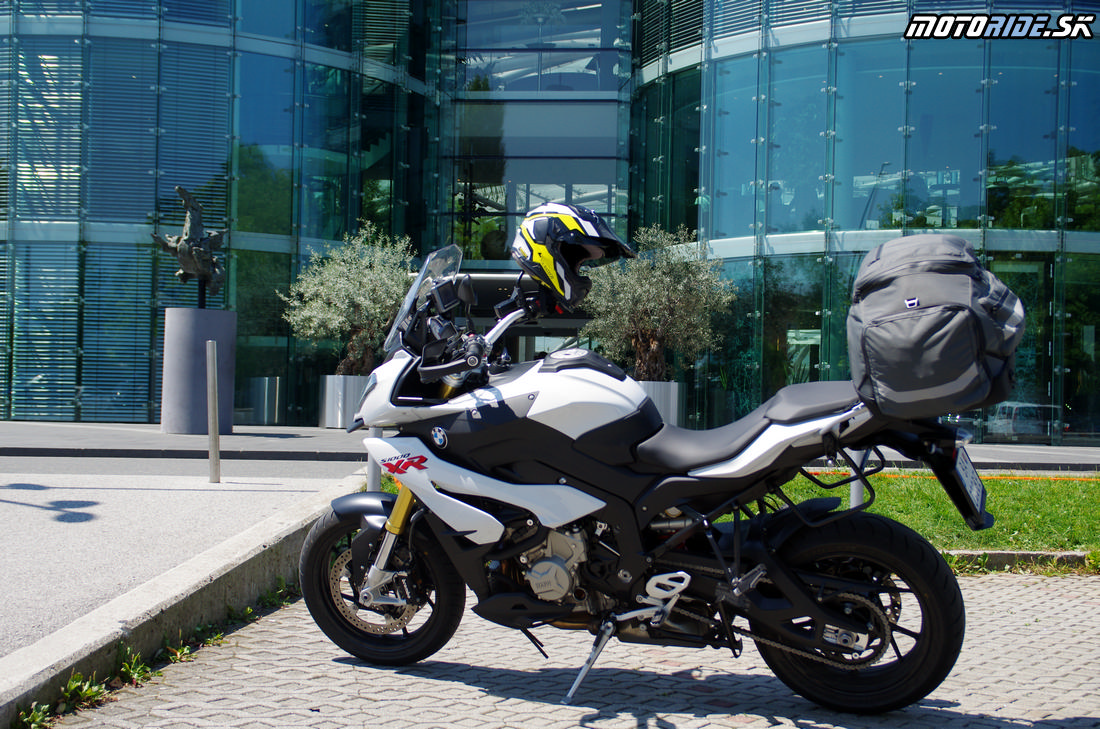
[562, 620, 614, 705]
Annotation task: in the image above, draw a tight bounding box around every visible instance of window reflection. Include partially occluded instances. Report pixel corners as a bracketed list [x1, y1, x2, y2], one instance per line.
[766, 46, 826, 234]
[983, 254, 1054, 442]
[1068, 42, 1100, 232]
[300, 65, 350, 240]
[987, 41, 1058, 230]
[1064, 254, 1100, 441]
[712, 56, 759, 239]
[163, 0, 230, 26]
[458, 0, 630, 92]
[240, 0, 296, 40]
[87, 38, 158, 223]
[833, 40, 906, 232]
[238, 54, 295, 236]
[449, 100, 622, 258]
[304, 0, 353, 51]
[906, 40, 983, 229]
[359, 80, 397, 232]
[761, 255, 823, 390]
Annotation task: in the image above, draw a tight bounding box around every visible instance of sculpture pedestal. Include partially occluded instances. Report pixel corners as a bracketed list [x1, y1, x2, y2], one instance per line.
[160, 308, 237, 434]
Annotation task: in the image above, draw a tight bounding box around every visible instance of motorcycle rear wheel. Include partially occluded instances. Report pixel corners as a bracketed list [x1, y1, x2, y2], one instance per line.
[299, 509, 465, 665]
[750, 512, 965, 714]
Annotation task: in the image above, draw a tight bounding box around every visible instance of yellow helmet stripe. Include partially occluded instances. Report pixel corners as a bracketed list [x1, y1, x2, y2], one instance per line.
[521, 224, 565, 296]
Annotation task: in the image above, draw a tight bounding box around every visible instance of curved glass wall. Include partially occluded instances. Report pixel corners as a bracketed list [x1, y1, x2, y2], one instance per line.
[638, 3, 1100, 444]
[0, 1, 436, 424]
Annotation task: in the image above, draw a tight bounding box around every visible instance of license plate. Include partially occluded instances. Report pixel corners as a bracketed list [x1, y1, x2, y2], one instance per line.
[955, 447, 987, 515]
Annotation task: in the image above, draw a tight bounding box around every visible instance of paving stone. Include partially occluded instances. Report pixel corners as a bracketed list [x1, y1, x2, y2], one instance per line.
[52, 574, 1100, 729]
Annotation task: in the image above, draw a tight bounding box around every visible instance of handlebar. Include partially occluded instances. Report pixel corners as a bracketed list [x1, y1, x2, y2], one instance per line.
[415, 298, 527, 384]
[418, 333, 489, 383]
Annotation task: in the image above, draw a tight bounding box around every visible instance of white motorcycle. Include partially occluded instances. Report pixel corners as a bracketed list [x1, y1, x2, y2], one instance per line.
[299, 242, 992, 714]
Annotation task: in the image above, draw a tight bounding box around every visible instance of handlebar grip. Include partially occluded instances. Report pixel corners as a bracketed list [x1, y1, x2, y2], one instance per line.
[463, 336, 486, 367]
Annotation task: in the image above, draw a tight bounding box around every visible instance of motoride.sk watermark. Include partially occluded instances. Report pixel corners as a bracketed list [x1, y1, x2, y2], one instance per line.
[904, 13, 1095, 39]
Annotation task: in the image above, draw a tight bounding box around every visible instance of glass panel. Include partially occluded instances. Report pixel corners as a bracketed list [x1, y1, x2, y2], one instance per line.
[906, 39, 983, 229]
[711, 55, 760, 239]
[15, 38, 83, 220]
[88, 0, 156, 19]
[670, 68, 700, 233]
[359, 80, 396, 232]
[461, 0, 621, 49]
[300, 64, 350, 240]
[1063, 253, 1100, 443]
[163, 0, 230, 26]
[833, 39, 906, 231]
[240, 0, 296, 40]
[233, 249, 290, 425]
[86, 37, 158, 223]
[986, 40, 1058, 230]
[157, 43, 231, 231]
[0, 39, 11, 225]
[304, 0, 354, 51]
[449, 100, 621, 258]
[457, 101, 619, 157]
[766, 45, 827, 234]
[687, 256, 759, 426]
[983, 252, 1054, 442]
[459, 49, 630, 93]
[458, 0, 629, 92]
[761, 254, 822, 394]
[450, 160, 621, 260]
[237, 53, 295, 236]
[0, 243, 10, 418]
[79, 242, 155, 422]
[10, 242, 80, 420]
[356, 0, 409, 66]
[1067, 40, 1100, 231]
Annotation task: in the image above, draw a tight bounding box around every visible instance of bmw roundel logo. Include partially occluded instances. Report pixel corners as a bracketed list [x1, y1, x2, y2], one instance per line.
[431, 426, 448, 449]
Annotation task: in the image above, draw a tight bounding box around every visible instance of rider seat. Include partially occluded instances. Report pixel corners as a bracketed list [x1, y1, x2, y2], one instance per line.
[633, 381, 860, 473]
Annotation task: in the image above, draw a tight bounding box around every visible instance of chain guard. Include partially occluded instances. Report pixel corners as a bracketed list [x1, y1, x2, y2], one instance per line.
[659, 559, 894, 670]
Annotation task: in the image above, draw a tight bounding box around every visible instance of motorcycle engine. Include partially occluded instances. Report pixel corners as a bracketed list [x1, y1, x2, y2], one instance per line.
[519, 529, 587, 602]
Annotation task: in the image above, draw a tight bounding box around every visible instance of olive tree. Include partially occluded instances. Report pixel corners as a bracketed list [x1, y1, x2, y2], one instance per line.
[280, 222, 413, 375]
[580, 225, 735, 382]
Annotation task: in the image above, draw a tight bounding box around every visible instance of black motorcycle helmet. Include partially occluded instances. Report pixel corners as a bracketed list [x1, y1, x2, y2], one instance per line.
[510, 203, 635, 310]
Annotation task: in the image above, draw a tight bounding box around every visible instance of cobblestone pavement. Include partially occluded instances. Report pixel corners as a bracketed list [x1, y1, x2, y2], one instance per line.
[58, 574, 1100, 729]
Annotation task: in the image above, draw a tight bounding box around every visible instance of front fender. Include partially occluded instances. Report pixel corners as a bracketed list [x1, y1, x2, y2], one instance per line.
[331, 491, 397, 588]
[331, 490, 396, 520]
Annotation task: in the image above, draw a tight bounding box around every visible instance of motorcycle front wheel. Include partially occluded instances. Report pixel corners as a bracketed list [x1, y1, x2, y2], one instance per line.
[299, 509, 465, 665]
[750, 512, 965, 714]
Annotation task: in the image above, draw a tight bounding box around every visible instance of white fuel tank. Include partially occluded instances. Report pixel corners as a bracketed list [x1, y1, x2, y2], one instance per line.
[426, 348, 650, 438]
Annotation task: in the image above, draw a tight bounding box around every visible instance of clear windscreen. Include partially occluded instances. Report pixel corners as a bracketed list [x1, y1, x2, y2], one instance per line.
[383, 244, 463, 354]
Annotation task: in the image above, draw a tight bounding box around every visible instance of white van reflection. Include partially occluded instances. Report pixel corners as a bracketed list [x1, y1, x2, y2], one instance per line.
[987, 402, 1067, 440]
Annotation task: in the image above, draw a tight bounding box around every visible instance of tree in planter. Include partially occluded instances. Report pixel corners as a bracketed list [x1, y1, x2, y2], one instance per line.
[580, 225, 736, 382]
[280, 222, 413, 375]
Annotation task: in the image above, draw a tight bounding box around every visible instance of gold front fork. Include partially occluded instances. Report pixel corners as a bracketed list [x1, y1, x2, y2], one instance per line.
[384, 481, 418, 535]
[360, 483, 419, 607]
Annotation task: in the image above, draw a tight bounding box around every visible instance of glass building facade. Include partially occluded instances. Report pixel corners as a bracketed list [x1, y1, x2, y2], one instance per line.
[2, 0, 1099, 446]
[634, 0, 1100, 445]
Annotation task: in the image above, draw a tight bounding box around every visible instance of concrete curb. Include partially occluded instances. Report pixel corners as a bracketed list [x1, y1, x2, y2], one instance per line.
[0, 475, 363, 727]
[945, 549, 1091, 570]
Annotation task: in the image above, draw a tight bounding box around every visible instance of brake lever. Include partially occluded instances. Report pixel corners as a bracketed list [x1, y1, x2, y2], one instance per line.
[417, 334, 486, 383]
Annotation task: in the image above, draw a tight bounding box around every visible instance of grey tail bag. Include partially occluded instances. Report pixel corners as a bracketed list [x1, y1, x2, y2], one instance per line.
[847, 234, 1026, 420]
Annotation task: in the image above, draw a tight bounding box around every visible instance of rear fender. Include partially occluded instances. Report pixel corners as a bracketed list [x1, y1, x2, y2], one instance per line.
[331, 491, 396, 588]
